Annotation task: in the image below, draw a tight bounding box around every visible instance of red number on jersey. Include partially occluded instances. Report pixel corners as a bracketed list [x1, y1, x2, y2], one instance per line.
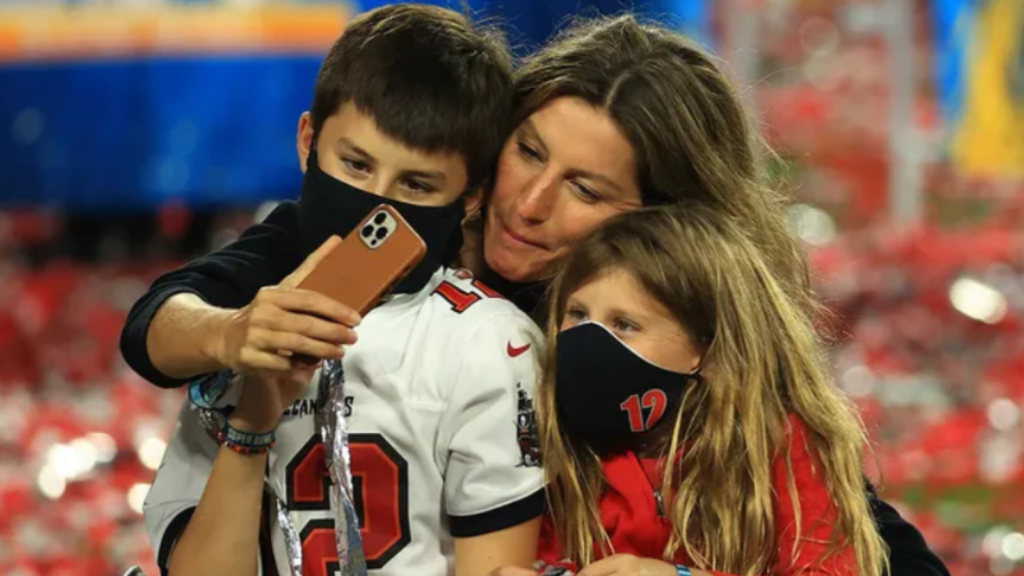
[350, 433, 410, 566]
[619, 389, 669, 432]
[299, 519, 339, 576]
[286, 434, 410, 572]
[471, 279, 504, 299]
[433, 279, 503, 313]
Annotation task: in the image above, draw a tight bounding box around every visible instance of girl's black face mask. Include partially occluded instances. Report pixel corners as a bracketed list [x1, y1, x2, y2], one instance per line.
[299, 145, 466, 295]
[555, 322, 700, 455]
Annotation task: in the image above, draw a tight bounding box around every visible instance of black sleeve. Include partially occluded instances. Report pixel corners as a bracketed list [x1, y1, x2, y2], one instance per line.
[157, 507, 195, 576]
[869, 482, 951, 576]
[120, 201, 304, 389]
[448, 489, 545, 538]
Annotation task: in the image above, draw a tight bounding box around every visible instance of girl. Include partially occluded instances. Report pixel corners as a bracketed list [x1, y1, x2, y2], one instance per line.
[517, 204, 888, 576]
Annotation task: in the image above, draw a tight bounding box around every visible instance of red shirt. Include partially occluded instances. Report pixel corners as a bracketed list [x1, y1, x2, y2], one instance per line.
[538, 415, 857, 576]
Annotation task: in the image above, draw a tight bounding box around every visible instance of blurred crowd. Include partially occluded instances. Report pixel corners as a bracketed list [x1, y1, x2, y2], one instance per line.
[3, 211, 1024, 575]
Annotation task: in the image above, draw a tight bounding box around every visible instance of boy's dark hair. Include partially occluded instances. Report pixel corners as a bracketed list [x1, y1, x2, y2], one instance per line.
[310, 4, 514, 191]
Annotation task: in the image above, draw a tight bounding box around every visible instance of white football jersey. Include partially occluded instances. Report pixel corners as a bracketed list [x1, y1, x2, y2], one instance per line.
[144, 267, 546, 576]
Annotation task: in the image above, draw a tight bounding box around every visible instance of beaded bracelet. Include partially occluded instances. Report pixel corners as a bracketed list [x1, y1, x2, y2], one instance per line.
[218, 422, 276, 455]
[675, 566, 692, 576]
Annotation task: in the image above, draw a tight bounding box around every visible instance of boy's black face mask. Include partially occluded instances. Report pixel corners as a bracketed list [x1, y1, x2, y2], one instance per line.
[298, 145, 466, 295]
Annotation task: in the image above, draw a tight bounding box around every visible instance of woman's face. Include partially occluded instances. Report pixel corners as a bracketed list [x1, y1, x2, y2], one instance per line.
[483, 97, 643, 283]
[560, 267, 701, 374]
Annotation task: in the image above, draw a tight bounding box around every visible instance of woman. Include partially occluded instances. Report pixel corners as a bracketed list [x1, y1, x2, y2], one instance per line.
[497, 204, 887, 576]
[121, 14, 948, 576]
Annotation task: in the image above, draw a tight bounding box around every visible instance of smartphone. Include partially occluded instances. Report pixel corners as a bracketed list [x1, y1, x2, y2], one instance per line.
[298, 204, 427, 317]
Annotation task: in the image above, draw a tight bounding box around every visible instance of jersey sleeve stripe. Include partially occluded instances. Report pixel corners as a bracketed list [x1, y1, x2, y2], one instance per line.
[157, 506, 196, 576]
[448, 488, 545, 538]
[259, 490, 280, 576]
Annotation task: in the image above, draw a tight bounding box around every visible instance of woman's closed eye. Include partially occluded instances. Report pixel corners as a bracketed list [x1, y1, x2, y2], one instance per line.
[516, 140, 544, 163]
[570, 180, 602, 204]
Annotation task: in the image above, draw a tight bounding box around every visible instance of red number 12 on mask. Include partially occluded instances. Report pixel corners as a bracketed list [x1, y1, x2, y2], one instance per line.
[620, 389, 668, 432]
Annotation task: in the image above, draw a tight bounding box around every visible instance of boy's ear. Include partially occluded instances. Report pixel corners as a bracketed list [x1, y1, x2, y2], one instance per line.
[462, 186, 485, 219]
[296, 112, 314, 173]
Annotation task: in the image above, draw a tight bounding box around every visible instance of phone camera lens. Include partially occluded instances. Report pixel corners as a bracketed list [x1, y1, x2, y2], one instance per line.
[375, 227, 388, 240]
[374, 212, 387, 225]
[361, 225, 374, 238]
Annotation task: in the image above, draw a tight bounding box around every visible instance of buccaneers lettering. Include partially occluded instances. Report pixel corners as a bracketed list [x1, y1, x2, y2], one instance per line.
[284, 395, 355, 418]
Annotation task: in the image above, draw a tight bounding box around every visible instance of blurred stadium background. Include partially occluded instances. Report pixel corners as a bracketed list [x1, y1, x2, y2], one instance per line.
[0, 0, 1022, 574]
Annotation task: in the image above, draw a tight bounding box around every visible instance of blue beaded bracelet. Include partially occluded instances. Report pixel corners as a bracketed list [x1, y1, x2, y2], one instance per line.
[675, 566, 692, 576]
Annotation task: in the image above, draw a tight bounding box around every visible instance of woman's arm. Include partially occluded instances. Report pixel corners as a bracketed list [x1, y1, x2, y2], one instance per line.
[868, 484, 950, 576]
[122, 202, 359, 386]
[121, 201, 304, 387]
[140, 292, 239, 383]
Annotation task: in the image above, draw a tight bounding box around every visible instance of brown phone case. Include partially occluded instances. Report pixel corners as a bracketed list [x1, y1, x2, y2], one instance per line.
[298, 204, 427, 317]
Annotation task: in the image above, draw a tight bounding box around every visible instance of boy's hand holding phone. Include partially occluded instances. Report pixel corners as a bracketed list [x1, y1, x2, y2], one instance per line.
[214, 235, 362, 375]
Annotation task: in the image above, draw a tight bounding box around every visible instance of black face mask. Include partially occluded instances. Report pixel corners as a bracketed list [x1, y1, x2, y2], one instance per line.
[555, 322, 700, 455]
[299, 146, 466, 294]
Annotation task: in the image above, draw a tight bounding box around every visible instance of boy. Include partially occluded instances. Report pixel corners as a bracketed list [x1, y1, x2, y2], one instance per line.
[142, 5, 544, 576]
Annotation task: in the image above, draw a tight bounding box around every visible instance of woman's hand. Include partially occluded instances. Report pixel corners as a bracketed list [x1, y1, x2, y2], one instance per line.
[578, 555, 704, 576]
[230, 363, 319, 432]
[215, 236, 362, 374]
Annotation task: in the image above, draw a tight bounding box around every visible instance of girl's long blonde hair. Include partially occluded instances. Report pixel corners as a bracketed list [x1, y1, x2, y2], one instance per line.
[538, 205, 887, 576]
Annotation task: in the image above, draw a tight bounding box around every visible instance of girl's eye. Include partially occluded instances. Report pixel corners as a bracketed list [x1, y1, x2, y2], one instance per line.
[517, 141, 543, 162]
[343, 158, 371, 173]
[565, 307, 587, 323]
[613, 318, 639, 333]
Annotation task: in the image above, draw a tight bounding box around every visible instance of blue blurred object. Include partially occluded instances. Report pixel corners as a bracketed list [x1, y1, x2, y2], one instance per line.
[931, 0, 973, 124]
[0, 56, 321, 211]
[0, 0, 708, 211]
[379, 0, 710, 54]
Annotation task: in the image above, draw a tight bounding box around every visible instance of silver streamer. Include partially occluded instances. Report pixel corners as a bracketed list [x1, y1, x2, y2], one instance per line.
[276, 495, 305, 576]
[187, 369, 366, 576]
[317, 359, 369, 576]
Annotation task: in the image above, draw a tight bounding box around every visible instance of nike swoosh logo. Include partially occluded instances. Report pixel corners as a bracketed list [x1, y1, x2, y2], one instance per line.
[507, 341, 531, 358]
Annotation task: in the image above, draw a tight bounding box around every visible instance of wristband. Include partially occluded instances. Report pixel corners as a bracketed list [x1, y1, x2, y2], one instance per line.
[219, 421, 276, 455]
[189, 370, 233, 409]
[675, 566, 692, 576]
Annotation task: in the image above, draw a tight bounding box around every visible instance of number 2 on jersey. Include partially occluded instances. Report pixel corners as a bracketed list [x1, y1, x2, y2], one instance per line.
[286, 433, 411, 573]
